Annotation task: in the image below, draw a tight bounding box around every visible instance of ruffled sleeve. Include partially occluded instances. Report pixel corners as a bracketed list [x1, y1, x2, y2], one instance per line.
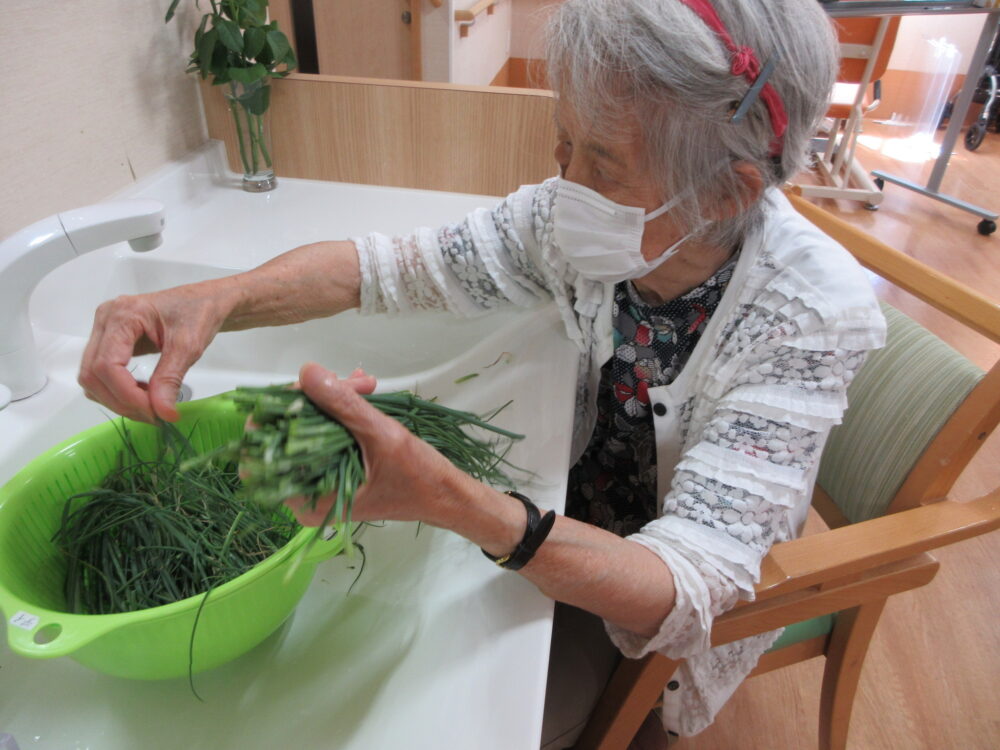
[352, 182, 555, 317]
[607, 329, 870, 660]
[604, 314, 875, 734]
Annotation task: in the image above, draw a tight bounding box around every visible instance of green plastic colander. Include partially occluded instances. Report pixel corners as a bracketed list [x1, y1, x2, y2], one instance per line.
[0, 396, 346, 680]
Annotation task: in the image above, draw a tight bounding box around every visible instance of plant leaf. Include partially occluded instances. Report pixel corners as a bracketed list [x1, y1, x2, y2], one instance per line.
[266, 30, 292, 66]
[220, 0, 239, 23]
[165, 0, 183, 24]
[197, 28, 218, 79]
[228, 63, 268, 85]
[243, 0, 268, 27]
[243, 26, 266, 60]
[256, 39, 274, 67]
[210, 35, 232, 79]
[216, 18, 244, 54]
[194, 12, 209, 48]
[238, 84, 271, 116]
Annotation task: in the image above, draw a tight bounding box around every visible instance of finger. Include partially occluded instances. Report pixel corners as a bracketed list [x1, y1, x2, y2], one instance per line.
[284, 495, 333, 527]
[147, 336, 202, 423]
[347, 367, 377, 395]
[298, 363, 389, 444]
[79, 315, 157, 422]
[81, 386, 151, 423]
[79, 306, 108, 384]
[291, 370, 373, 397]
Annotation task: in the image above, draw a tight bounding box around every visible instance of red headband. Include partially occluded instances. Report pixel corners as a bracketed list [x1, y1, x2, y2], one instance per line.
[676, 0, 788, 155]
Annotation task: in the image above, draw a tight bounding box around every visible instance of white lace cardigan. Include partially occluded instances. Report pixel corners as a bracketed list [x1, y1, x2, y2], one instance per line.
[352, 180, 886, 735]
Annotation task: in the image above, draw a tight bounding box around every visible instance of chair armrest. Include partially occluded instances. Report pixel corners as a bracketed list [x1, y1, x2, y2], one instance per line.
[756, 490, 999, 601]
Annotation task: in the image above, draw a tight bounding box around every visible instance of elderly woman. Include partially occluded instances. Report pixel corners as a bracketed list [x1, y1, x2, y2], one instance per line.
[79, 0, 884, 745]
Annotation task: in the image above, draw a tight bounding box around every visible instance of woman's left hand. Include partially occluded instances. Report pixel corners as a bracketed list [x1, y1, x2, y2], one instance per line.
[282, 362, 470, 527]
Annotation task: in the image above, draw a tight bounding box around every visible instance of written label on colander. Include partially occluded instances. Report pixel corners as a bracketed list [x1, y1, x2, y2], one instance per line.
[9, 611, 39, 630]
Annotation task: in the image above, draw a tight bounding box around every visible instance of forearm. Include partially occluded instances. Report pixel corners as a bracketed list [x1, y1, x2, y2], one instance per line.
[210, 240, 362, 331]
[433, 471, 676, 638]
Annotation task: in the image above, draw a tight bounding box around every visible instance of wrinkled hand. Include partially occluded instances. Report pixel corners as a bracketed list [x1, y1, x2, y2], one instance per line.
[78, 284, 232, 423]
[283, 362, 465, 528]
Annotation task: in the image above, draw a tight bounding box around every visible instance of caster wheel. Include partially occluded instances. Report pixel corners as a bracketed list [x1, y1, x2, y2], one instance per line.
[977, 219, 996, 236]
[874, 177, 885, 191]
[965, 124, 986, 151]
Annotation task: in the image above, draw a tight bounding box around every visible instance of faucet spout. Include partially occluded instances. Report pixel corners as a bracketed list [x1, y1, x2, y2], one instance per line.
[0, 199, 165, 401]
[59, 200, 164, 254]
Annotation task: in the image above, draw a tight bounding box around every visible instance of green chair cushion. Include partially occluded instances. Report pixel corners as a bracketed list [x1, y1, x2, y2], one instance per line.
[767, 614, 835, 652]
[817, 302, 983, 523]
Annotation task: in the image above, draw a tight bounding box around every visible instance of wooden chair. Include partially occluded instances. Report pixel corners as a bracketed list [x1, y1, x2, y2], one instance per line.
[573, 193, 1000, 750]
[794, 15, 901, 208]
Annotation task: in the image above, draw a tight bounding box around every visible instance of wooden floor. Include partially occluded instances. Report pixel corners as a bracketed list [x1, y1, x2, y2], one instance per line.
[644, 125, 1000, 749]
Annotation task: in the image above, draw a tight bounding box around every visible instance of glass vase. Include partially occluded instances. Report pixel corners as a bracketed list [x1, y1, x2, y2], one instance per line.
[225, 79, 277, 192]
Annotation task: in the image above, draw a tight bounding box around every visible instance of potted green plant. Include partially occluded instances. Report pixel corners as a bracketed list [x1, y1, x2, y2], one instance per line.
[166, 0, 297, 191]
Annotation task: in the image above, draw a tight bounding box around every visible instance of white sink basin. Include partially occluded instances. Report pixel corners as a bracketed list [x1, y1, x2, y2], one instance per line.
[0, 143, 580, 750]
[33, 254, 526, 378]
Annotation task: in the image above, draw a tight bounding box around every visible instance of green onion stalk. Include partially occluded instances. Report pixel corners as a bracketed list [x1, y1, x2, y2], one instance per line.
[182, 386, 526, 556]
[53, 421, 297, 617]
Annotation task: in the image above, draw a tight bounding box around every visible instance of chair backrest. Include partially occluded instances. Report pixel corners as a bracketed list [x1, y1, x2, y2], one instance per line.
[786, 192, 1000, 523]
[818, 303, 985, 523]
[835, 16, 901, 84]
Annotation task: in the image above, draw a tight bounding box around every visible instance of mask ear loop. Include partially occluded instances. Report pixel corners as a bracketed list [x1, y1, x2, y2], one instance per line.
[643, 188, 691, 223]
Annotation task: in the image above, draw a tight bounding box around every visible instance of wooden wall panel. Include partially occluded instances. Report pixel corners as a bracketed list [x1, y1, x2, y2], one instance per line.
[508, 57, 549, 89]
[202, 74, 557, 196]
[490, 58, 513, 87]
[269, 0, 295, 48]
[313, 0, 415, 80]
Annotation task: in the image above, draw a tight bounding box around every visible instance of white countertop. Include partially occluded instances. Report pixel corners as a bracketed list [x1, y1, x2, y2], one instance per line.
[0, 144, 578, 750]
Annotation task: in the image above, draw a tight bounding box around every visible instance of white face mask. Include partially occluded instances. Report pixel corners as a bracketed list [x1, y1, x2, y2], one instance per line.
[553, 178, 694, 284]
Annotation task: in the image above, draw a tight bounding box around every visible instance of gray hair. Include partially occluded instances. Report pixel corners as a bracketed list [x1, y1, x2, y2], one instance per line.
[546, 0, 838, 250]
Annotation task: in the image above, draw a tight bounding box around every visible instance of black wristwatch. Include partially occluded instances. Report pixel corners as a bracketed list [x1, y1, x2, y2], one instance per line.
[482, 491, 556, 571]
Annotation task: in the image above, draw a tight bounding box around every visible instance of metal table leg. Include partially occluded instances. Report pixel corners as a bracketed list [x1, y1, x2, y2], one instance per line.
[872, 11, 1000, 234]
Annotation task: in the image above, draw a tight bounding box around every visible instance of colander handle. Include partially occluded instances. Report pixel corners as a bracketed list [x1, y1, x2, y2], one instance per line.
[4, 607, 128, 658]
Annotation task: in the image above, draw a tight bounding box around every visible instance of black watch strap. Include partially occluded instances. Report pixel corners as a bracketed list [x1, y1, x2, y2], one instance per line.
[482, 491, 556, 571]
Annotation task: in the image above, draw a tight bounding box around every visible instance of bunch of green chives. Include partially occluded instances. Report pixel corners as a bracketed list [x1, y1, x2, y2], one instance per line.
[182, 386, 526, 547]
[53, 421, 298, 616]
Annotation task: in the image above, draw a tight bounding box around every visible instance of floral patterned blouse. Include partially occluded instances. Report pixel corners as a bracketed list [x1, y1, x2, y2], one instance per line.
[567, 257, 738, 537]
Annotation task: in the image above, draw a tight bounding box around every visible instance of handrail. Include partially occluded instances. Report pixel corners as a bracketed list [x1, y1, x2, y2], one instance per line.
[456, 0, 499, 37]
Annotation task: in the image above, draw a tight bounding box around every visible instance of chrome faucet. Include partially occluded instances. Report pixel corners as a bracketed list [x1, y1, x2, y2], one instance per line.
[0, 200, 165, 401]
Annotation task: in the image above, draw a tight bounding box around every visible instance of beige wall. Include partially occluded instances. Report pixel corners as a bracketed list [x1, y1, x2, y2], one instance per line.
[451, 0, 513, 86]
[888, 13, 987, 73]
[1, 0, 208, 240]
[510, 0, 559, 60]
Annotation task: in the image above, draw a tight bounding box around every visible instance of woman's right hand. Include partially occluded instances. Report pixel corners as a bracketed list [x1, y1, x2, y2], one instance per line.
[78, 280, 237, 423]
[77, 239, 363, 423]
